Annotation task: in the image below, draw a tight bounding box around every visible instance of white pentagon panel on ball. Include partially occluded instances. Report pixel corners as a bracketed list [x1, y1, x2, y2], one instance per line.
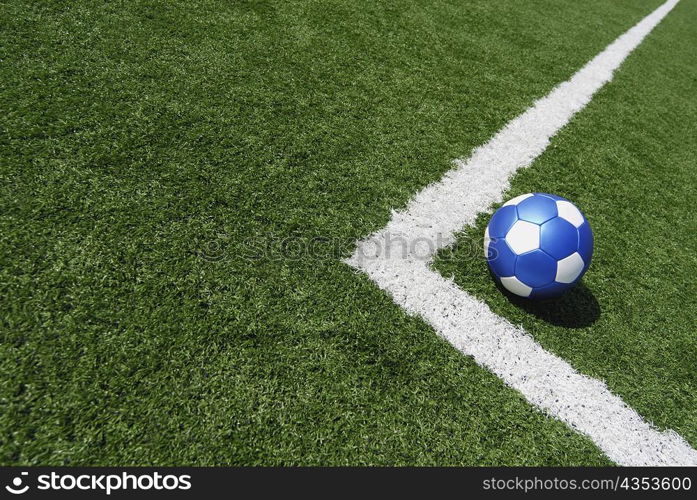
[503, 193, 534, 207]
[556, 200, 585, 227]
[555, 252, 585, 283]
[505, 220, 540, 254]
[484, 226, 491, 258]
[500, 276, 532, 297]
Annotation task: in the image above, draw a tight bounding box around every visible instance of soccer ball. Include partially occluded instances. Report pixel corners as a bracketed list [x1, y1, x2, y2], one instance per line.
[484, 193, 593, 299]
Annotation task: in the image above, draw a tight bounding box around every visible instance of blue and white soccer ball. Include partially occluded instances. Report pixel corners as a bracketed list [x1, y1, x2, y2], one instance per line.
[484, 193, 593, 299]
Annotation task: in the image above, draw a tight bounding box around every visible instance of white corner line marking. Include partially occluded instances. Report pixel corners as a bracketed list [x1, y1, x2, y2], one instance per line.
[345, 0, 697, 466]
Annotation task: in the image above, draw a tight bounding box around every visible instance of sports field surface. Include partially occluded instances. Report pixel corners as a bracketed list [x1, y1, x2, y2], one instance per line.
[1, 0, 695, 465]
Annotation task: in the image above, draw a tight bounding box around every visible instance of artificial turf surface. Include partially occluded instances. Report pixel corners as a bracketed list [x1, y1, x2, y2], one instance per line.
[434, 0, 697, 453]
[1, 0, 692, 465]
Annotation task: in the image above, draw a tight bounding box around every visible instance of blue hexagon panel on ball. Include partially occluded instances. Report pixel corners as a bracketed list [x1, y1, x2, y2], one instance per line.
[484, 193, 593, 299]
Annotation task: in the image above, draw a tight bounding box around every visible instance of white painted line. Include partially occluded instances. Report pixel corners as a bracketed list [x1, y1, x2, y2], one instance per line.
[346, 0, 697, 466]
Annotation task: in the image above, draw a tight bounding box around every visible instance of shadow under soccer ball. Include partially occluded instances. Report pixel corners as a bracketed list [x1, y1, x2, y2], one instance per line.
[497, 281, 601, 328]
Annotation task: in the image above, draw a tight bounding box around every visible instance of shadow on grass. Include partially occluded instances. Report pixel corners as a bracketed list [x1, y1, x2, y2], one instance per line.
[502, 282, 601, 328]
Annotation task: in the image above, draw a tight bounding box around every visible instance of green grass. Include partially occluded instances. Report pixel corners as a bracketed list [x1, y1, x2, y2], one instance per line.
[435, 0, 697, 453]
[1, 0, 691, 465]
